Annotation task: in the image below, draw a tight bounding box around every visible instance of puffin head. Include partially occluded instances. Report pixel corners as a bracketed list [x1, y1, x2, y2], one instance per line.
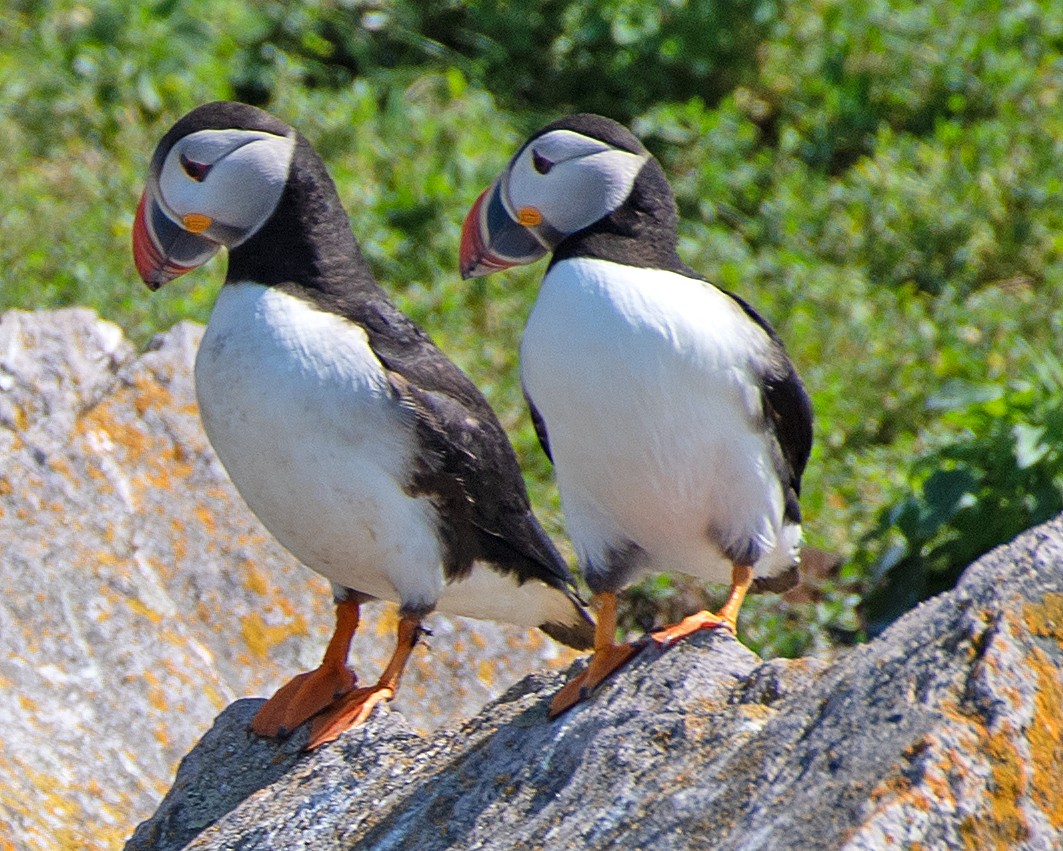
[132, 101, 297, 290]
[459, 114, 652, 279]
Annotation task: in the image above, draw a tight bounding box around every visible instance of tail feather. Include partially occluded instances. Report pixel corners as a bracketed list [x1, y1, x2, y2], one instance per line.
[540, 594, 595, 650]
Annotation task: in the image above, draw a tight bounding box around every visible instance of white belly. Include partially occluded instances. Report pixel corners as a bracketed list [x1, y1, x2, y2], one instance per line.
[521, 258, 799, 587]
[194, 282, 445, 610]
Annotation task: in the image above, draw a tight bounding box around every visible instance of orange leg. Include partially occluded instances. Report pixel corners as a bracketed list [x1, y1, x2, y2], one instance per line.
[650, 564, 753, 646]
[548, 592, 642, 718]
[306, 615, 423, 749]
[250, 597, 360, 738]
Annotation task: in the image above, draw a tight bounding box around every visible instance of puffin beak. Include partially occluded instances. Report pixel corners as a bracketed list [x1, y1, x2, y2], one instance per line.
[132, 186, 220, 290]
[459, 177, 550, 279]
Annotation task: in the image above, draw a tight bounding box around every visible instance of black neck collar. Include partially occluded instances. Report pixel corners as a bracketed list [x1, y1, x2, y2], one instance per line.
[550, 156, 689, 275]
[225, 135, 383, 301]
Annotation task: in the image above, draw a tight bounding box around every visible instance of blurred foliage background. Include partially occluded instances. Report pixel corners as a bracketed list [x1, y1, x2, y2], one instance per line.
[2, 0, 1062, 657]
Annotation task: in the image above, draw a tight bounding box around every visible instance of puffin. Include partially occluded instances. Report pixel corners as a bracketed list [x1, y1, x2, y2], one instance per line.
[132, 101, 593, 748]
[459, 114, 813, 716]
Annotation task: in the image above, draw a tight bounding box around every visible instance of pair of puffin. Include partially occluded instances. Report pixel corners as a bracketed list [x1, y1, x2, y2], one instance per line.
[132, 103, 810, 744]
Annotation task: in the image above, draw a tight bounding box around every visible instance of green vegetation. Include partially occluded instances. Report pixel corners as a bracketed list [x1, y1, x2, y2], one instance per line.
[2, 0, 1061, 657]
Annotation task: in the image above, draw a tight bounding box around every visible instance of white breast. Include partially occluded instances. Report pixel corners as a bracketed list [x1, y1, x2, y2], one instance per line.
[194, 282, 445, 610]
[521, 257, 799, 587]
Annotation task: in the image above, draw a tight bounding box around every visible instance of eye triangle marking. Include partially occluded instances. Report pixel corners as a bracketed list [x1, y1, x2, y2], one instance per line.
[531, 149, 553, 175]
[179, 152, 211, 182]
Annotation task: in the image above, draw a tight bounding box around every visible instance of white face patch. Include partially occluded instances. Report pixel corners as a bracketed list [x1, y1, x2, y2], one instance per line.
[504, 129, 649, 237]
[157, 128, 296, 246]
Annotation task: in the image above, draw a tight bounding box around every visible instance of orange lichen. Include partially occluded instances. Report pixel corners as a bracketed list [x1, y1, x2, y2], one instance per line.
[99, 550, 124, 569]
[169, 517, 187, 562]
[0, 755, 131, 851]
[1028, 645, 1063, 827]
[477, 659, 496, 686]
[960, 722, 1029, 850]
[921, 759, 955, 807]
[47, 456, 75, 482]
[374, 607, 398, 638]
[78, 399, 153, 461]
[278, 594, 301, 619]
[143, 670, 171, 713]
[132, 372, 174, 416]
[193, 505, 215, 531]
[736, 703, 774, 723]
[200, 682, 226, 710]
[242, 561, 270, 596]
[1024, 593, 1063, 643]
[127, 597, 163, 625]
[162, 445, 194, 481]
[241, 611, 308, 660]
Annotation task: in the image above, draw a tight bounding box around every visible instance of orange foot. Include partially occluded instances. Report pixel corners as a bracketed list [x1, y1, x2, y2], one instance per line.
[251, 596, 361, 738]
[549, 591, 644, 717]
[250, 663, 358, 737]
[548, 639, 642, 717]
[307, 683, 395, 748]
[648, 609, 734, 647]
[648, 563, 755, 648]
[304, 614, 423, 750]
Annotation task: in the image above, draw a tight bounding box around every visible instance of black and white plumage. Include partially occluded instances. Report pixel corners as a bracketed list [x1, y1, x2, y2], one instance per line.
[460, 114, 813, 714]
[133, 102, 592, 746]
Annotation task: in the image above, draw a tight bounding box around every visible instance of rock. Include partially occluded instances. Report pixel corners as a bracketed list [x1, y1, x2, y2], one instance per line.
[128, 514, 1063, 850]
[0, 309, 578, 850]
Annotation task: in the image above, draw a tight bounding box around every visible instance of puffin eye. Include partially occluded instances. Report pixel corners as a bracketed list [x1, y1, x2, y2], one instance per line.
[179, 152, 211, 182]
[531, 149, 553, 175]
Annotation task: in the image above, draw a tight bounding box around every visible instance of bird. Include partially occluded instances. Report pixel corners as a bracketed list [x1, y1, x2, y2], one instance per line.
[459, 113, 813, 716]
[132, 101, 593, 748]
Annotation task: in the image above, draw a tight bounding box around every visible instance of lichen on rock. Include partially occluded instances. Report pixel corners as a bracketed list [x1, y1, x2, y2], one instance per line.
[0, 309, 579, 850]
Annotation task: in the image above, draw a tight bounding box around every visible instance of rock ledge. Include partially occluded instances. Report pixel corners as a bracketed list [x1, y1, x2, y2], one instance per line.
[129, 515, 1063, 850]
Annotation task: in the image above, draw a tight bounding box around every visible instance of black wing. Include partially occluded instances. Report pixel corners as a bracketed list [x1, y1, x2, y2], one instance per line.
[723, 289, 813, 523]
[524, 387, 553, 464]
[358, 296, 577, 593]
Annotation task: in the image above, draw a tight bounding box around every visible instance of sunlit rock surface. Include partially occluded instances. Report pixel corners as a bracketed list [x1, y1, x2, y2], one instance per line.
[0, 308, 577, 850]
[130, 515, 1063, 850]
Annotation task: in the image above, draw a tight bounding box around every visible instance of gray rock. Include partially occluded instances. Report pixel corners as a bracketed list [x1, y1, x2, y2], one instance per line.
[0, 309, 581, 850]
[127, 513, 1063, 850]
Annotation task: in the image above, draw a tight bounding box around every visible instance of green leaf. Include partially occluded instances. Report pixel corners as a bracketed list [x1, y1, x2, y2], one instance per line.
[926, 380, 1004, 412]
[1013, 422, 1048, 469]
